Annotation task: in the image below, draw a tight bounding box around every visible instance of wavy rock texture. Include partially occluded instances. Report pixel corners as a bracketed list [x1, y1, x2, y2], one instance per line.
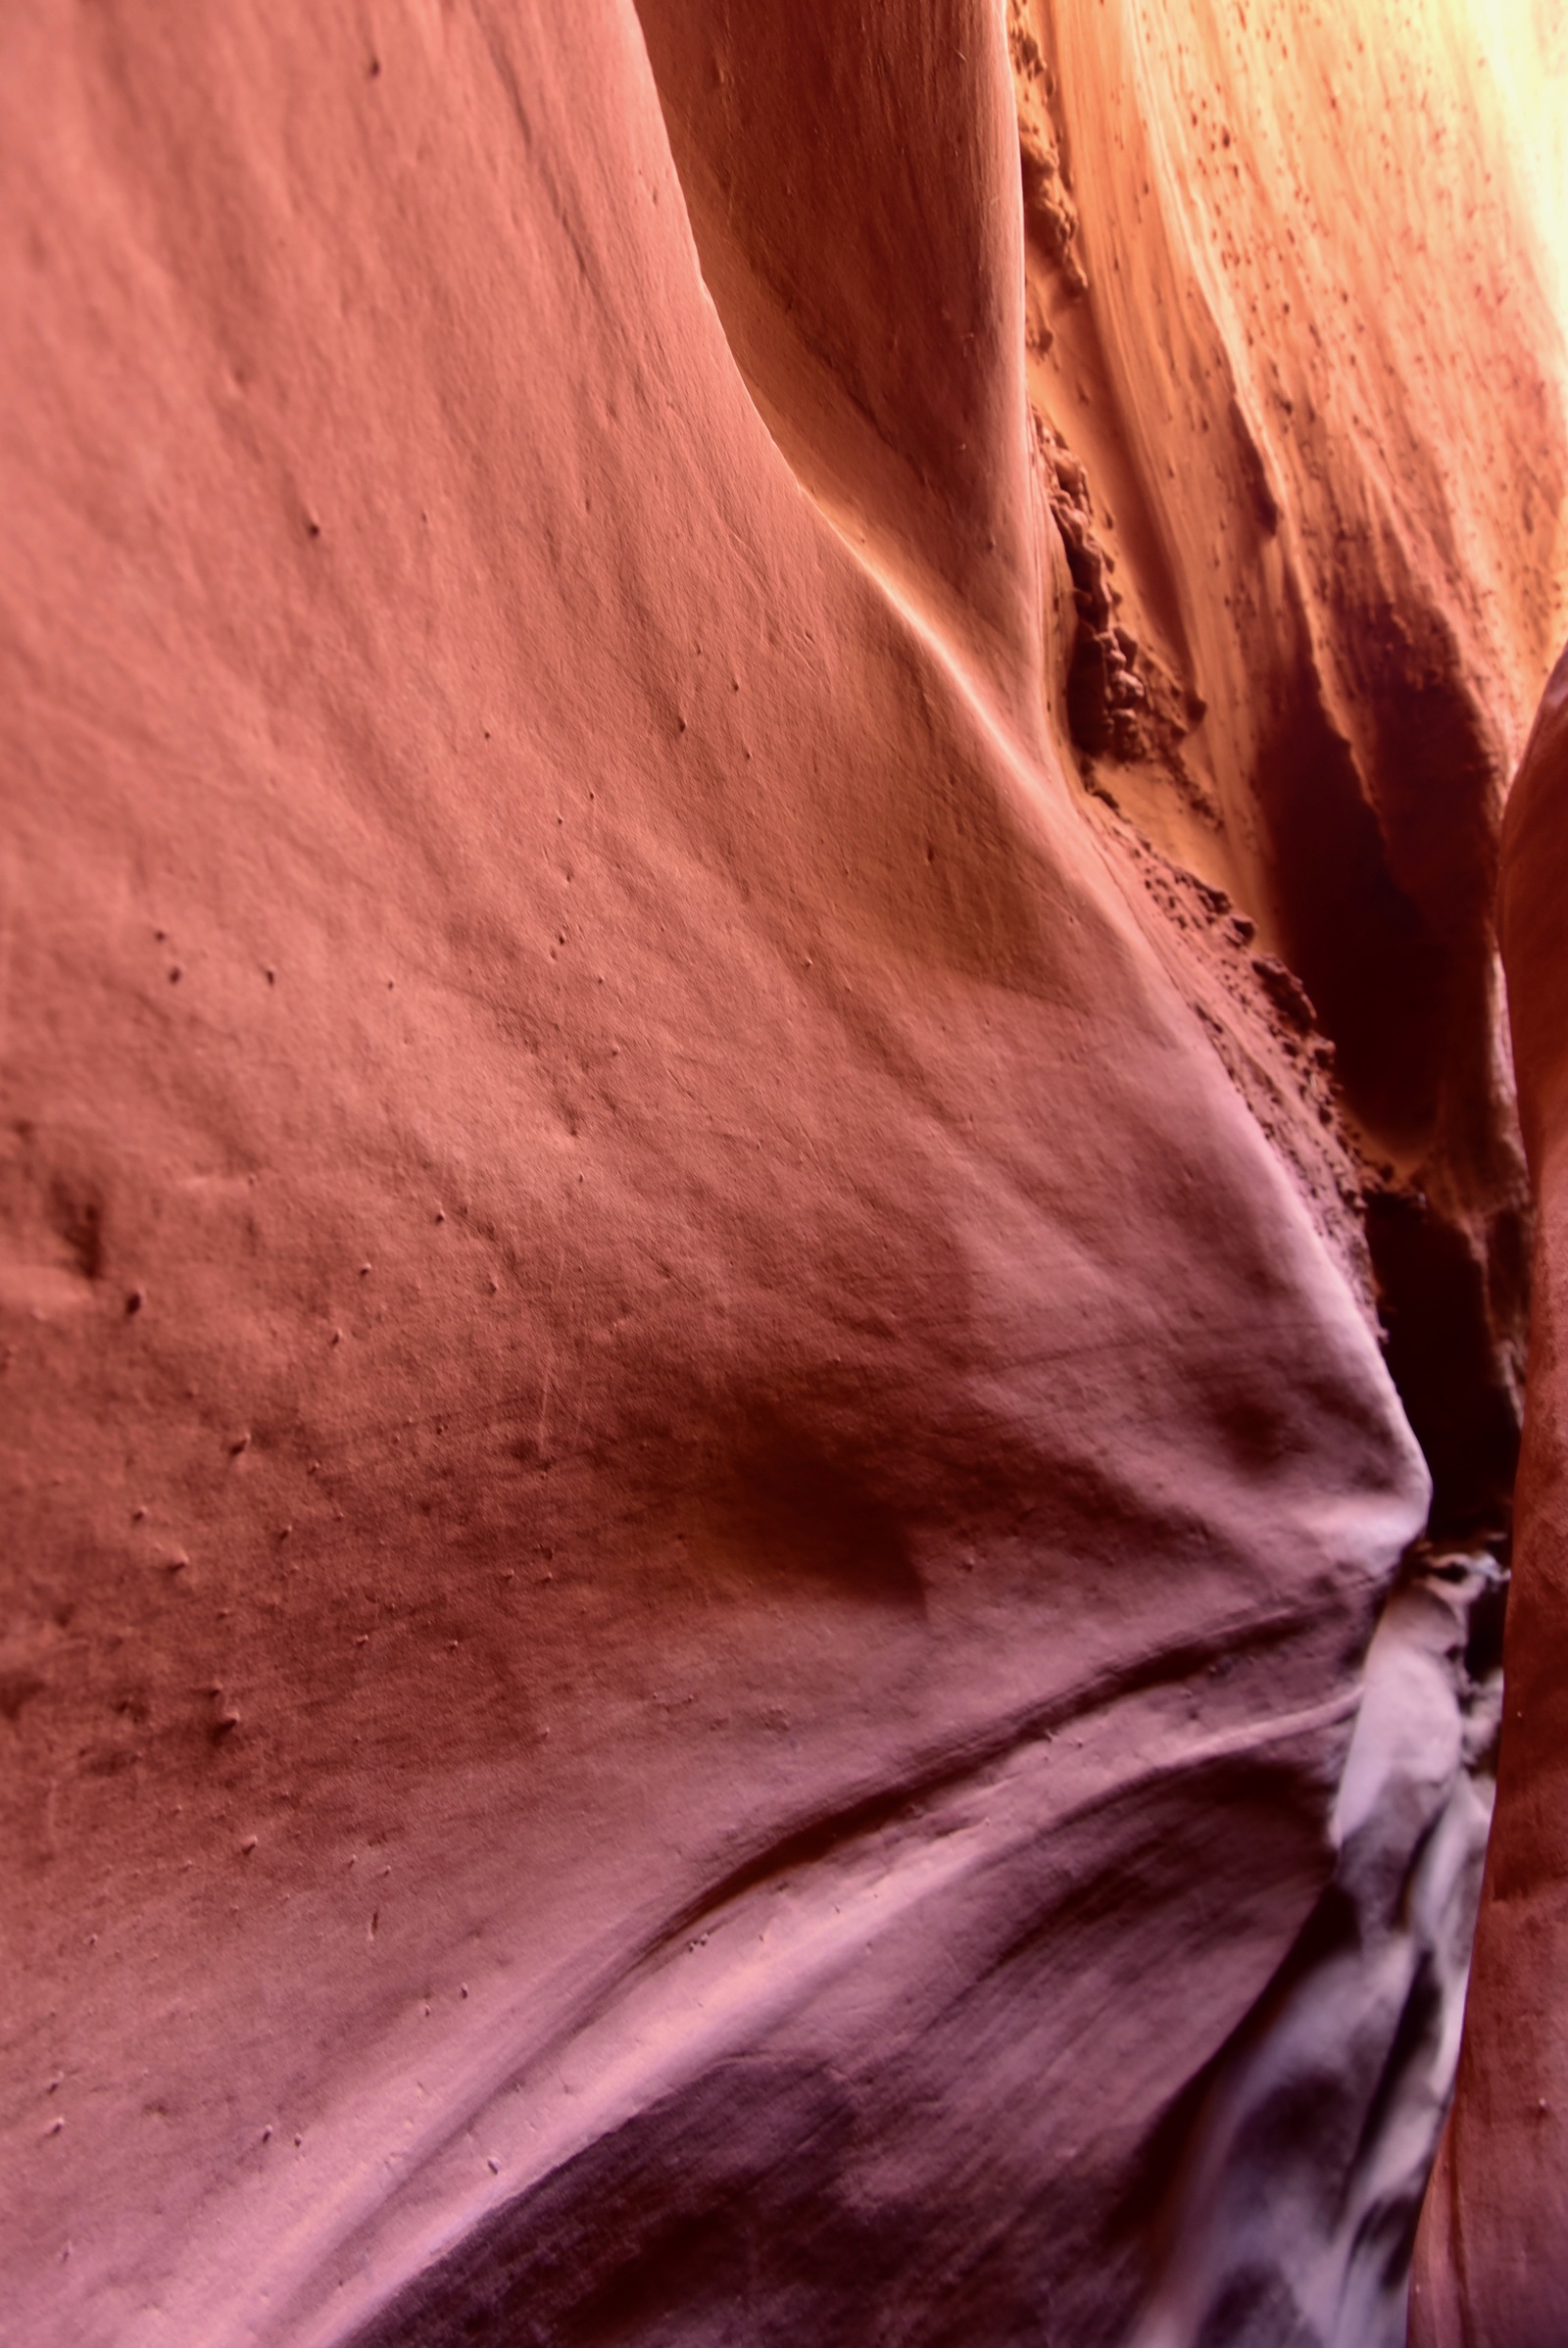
[0, 5, 1561, 2345]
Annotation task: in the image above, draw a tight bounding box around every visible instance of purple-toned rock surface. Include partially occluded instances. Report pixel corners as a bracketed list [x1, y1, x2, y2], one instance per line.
[2, 4, 1562, 2343]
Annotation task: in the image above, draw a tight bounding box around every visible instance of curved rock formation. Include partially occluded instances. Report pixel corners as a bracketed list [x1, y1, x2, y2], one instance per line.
[1411, 644, 1568, 2348]
[0, 4, 1561, 2344]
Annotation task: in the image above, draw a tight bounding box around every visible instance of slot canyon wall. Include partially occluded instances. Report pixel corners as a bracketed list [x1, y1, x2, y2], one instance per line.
[1, 3, 1563, 2344]
[1412, 650, 1568, 2348]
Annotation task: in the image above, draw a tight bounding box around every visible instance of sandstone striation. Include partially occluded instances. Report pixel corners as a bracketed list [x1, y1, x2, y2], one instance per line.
[1, 4, 1563, 2345]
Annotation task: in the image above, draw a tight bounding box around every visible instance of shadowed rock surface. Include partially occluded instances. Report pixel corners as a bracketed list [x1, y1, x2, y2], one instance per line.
[1, 4, 1563, 2345]
[1411, 643, 1568, 2348]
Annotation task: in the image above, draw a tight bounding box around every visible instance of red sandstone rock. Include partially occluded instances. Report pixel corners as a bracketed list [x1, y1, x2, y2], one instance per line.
[0, 4, 1561, 2344]
[1411, 644, 1568, 2348]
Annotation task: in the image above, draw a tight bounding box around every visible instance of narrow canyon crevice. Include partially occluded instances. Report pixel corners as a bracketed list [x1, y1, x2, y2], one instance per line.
[1, 4, 1564, 2346]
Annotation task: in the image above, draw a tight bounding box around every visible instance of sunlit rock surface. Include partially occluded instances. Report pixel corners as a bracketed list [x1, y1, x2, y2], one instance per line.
[0, 5, 1562, 2344]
